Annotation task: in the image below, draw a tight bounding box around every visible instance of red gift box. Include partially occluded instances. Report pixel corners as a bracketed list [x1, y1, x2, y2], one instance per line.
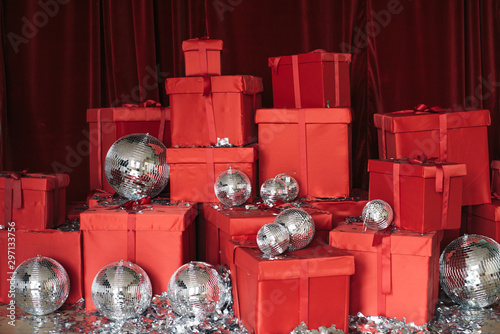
[256, 108, 351, 198]
[165, 75, 263, 147]
[467, 198, 500, 242]
[166, 146, 257, 203]
[374, 109, 491, 206]
[329, 224, 442, 326]
[268, 51, 351, 108]
[226, 239, 354, 334]
[0, 228, 83, 305]
[80, 201, 197, 311]
[87, 104, 171, 193]
[306, 196, 368, 228]
[492, 161, 500, 196]
[182, 38, 223, 76]
[368, 159, 466, 233]
[199, 203, 333, 266]
[0, 172, 70, 230]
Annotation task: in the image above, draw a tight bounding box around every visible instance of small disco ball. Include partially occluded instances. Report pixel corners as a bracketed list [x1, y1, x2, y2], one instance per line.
[257, 223, 291, 257]
[362, 199, 393, 231]
[92, 260, 152, 321]
[440, 234, 500, 308]
[214, 167, 252, 207]
[12, 255, 70, 315]
[105, 133, 169, 201]
[167, 261, 230, 319]
[277, 173, 299, 202]
[260, 178, 287, 206]
[275, 208, 315, 251]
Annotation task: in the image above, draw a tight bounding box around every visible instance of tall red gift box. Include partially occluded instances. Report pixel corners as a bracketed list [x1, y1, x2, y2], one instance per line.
[374, 109, 491, 206]
[165, 75, 263, 147]
[256, 108, 351, 198]
[368, 159, 466, 233]
[80, 201, 197, 311]
[226, 239, 354, 334]
[87, 105, 171, 193]
[467, 198, 500, 242]
[268, 52, 351, 108]
[0, 173, 70, 230]
[492, 161, 500, 196]
[329, 224, 442, 326]
[199, 203, 333, 266]
[0, 229, 83, 305]
[166, 146, 257, 203]
[182, 38, 223, 76]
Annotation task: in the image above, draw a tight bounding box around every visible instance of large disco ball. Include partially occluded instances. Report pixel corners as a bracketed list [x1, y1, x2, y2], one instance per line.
[260, 178, 287, 206]
[275, 208, 315, 251]
[105, 133, 169, 201]
[214, 167, 252, 207]
[12, 255, 70, 315]
[167, 261, 230, 319]
[92, 260, 152, 321]
[277, 173, 299, 202]
[257, 223, 290, 257]
[440, 234, 500, 308]
[362, 199, 393, 231]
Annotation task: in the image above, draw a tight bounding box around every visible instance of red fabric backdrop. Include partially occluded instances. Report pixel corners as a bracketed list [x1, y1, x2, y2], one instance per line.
[1, 0, 498, 200]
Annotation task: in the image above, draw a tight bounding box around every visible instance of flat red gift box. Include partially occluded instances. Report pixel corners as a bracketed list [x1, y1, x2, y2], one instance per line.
[80, 201, 197, 311]
[256, 108, 351, 198]
[368, 159, 466, 233]
[329, 224, 442, 326]
[306, 191, 368, 227]
[226, 239, 354, 334]
[0, 173, 70, 230]
[166, 146, 257, 203]
[467, 198, 500, 242]
[165, 75, 263, 147]
[182, 38, 223, 76]
[492, 161, 500, 196]
[199, 203, 333, 266]
[87, 105, 171, 193]
[0, 229, 83, 305]
[268, 51, 351, 108]
[374, 109, 491, 206]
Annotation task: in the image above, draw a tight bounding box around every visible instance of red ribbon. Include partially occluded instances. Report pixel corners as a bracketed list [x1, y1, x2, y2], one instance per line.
[3, 170, 28, 224]
[292, 55, 302, 108]
[202, 76, 218, 145]
[413, 104, 447, 113]
[298, 109, 309, 195]
[120, 197, 151, 263]
[122, 100, 161, 108]
[198, 39, 208, 76]
[372, 229, 392, 317]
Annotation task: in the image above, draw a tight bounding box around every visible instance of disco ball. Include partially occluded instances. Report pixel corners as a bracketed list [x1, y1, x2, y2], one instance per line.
[257, 223, 290, 257]
[105, 133, 169, 201]
[362, 199, 393, 231]
[440, 234, 500, 308]
[214, 167, 252, 207]
[92, 260, 152, 321]
[275, 208, 315, 251]
[277, 173, 299, 202]
[260, 178, 287, 206]
[167, 261, 230, 319]
[12, 255, 70, 315]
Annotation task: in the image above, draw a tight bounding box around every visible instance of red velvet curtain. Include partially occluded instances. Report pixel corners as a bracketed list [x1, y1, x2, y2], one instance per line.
[1, 0, 499, 200]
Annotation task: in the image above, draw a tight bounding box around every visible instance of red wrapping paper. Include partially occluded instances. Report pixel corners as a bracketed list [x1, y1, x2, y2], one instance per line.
[165, 75, 263, 147]
[0, 173, 70, 230]
[87, 106, 171, 193]
[268, 51, 351, 108]
[182, 38, 223, 76]
[166, 146, 257, 203]
[226, 239, 354, 334]
[80, 202, 197, 311]
[329, 224, 442, 326]
[467, 198, 500, 242]
[0, 229, 83, 305]
[256, 108, 351, 198]
[374, 109, 491, 206]
[492, 161, 500, 196]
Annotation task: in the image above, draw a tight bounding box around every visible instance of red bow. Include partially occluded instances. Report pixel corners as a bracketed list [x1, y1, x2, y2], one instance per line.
[413, 104, 447, 113]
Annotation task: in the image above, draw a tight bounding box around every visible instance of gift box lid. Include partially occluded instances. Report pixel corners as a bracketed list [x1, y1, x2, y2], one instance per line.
[368, 159, 467, 178]
[0, 173, 70, 191]
[492, 161, 500, 170]
[373, 109, 491, 133]
[472, 199, 500, 221]
[182, 38, 223, 51]
[165, 75, 263, 95]
[166, 146, 257, 164]
[255, 108, 351, 124]
[86, 107, 170, 123]
[268, 51, 351, 68]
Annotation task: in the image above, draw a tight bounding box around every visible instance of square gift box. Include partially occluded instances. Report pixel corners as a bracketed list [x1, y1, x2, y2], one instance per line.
[182, 38, 223, 76]
[467, 198, 500, 243]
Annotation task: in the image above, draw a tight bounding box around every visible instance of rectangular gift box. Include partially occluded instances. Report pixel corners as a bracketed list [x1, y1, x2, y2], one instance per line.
[256, 108, 351, 198]
[80, 201, 197, 311]
[165, 75, 263, 147]
[166, 146, 257, 203]
[368, 159, 466, 233]
[374, 109, 491, 206]
[492, 161, 500, 196]
[199, 203, 333, 266]
[268, 51, 351, 108]
[329, 224, 442, 326]
[182, 38, 223, 76]
[0, 173, 70, 230]
[306, 192, 368, 228]
[467, 198, 500, 242]
[226, 239, 354, 334]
